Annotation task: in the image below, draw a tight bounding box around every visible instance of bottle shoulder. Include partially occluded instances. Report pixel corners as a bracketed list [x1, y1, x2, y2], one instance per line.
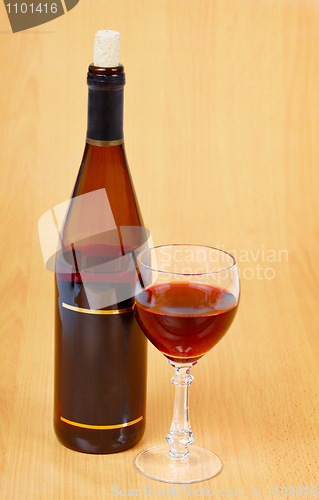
[59, 142, 145, 263]
[73, 143, 130, 193]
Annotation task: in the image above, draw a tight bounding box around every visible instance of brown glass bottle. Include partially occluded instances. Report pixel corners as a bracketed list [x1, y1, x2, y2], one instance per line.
[54, 64, 148, 453]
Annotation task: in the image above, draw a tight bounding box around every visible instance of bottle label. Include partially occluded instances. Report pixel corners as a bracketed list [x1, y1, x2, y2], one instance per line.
[58, 286, 147, 429]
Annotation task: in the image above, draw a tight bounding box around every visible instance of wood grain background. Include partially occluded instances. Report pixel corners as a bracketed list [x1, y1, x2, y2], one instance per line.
[0, 0, 318, 498]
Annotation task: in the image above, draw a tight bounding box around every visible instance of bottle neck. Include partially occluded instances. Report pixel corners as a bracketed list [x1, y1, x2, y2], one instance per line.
[86, 64, 125, 145]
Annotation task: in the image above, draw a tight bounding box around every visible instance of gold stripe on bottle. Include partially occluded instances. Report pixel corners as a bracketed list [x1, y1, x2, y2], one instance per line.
[62, 302, 135, 315]
[86, 137, 124, 147]
[60, 415, 143, 429]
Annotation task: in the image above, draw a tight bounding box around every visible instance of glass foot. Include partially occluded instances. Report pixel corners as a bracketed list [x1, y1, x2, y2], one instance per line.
[134, 445, 223, 483]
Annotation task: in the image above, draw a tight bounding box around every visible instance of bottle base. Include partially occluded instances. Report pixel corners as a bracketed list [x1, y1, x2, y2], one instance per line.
[54, 418, 145, 454]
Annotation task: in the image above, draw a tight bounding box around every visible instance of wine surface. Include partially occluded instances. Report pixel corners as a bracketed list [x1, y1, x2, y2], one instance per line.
[135, 283, 238, 363]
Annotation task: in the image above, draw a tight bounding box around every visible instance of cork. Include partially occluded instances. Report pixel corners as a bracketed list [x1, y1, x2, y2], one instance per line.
[93, 30, 121, 68]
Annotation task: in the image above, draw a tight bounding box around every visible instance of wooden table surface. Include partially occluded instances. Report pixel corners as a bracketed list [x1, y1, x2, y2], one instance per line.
[1, 1, 318, 498]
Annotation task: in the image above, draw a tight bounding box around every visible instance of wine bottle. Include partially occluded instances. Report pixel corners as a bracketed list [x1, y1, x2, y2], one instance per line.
[54, 30, 148, 454]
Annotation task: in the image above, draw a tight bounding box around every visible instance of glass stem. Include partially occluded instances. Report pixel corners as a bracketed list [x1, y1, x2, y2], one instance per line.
[165, 362, 196, 459]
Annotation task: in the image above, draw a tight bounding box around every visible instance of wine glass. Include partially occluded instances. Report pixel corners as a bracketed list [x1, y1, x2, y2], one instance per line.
[134, 244, 240, 483]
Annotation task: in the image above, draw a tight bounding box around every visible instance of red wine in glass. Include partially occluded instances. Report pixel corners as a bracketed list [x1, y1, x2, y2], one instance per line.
[136, 282, 238, 363]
